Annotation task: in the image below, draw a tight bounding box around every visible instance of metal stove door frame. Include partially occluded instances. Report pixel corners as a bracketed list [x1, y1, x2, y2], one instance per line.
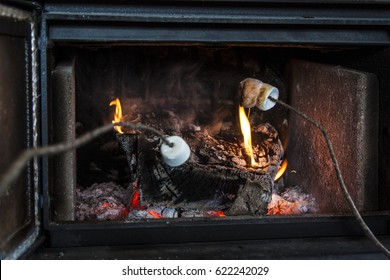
[0, 2, 41, 259]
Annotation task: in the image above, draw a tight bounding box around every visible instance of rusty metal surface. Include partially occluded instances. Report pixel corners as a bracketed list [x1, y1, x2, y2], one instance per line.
[286, 59, 378, 213]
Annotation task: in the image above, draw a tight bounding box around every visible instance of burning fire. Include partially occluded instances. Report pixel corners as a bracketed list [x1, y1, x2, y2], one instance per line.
[109, 98, 124, 134]
[275, 159, 288, 181]
[239, 105, 256, 166]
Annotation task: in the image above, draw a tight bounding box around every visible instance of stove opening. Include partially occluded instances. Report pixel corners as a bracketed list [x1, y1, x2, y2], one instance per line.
[47, 44, 388, 223]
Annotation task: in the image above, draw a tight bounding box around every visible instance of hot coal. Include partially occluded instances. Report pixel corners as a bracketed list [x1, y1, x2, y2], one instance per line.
[76, 182, 131, 221]
[267, 186, 319, 215]
[128, 208, 226, 219]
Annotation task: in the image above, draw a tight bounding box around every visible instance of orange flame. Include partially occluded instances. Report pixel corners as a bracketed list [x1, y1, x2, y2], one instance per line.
[239, 105, 256, 166]
[109, 98, 124, 134]
[275, 159, 288, 181]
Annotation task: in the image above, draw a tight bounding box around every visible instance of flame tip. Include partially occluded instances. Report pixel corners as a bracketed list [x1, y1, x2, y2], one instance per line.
[275, 159, 288, 181]
[110, 98, 124, 134]
[239, 105, 256, 166]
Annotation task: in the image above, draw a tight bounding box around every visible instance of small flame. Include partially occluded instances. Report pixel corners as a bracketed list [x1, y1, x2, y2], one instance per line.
[275, 159, 288, 181]
[148, 210, 162, 218]
[109, 98, 124, 134]
[239, 105, 256, 166]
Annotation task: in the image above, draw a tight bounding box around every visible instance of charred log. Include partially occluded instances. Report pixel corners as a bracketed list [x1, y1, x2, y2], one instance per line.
[131, 122, 283, 216]
[226, 177, 273, 216]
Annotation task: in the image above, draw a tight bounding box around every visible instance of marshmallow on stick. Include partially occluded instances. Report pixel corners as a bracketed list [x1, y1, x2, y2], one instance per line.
[240, 78, 279, 111]
[160, 136, 191, 167]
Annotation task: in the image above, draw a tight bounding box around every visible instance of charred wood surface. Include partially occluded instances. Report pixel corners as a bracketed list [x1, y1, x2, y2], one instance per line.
[133, 122, 283, 215]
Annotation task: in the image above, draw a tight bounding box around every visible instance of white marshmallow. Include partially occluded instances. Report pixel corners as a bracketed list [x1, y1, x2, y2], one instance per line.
[160, 136, 191, 167]
[256, 83, 279, 111]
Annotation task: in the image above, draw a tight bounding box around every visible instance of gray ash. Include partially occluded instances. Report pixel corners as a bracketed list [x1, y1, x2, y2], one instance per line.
[268, 186, 319, 215]
[76, 182, 131, 221]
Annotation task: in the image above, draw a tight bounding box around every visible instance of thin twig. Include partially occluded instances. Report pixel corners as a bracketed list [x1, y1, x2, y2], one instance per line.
[269, 96, 390, 259]
[123, 122, 174, 148]
[0, 122, 172, 198]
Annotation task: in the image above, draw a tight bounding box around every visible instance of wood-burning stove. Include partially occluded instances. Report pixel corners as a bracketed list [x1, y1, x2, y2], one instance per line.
[1, 0, 390, 259]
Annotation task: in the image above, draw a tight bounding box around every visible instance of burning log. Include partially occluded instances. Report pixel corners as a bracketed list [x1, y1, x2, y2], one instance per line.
[226, 177, 273, 215]
[133, 122, 283, 216]
[108, 96, 284, 216]
[116, 133, 138, 182]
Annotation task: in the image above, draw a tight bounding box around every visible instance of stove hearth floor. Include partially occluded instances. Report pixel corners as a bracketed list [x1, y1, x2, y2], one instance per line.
[26, 236, 390, 260]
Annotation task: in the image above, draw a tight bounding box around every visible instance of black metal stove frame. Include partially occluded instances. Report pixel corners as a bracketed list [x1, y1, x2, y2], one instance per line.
[39, 1, 390, 251]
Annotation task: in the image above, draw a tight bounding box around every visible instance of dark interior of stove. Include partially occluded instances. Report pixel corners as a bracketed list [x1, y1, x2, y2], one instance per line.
[45, 44, 390, 224]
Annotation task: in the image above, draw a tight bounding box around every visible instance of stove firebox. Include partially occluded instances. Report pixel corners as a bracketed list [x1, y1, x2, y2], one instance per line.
[42, 2, 390, 248]
[49, 45, 380, 222]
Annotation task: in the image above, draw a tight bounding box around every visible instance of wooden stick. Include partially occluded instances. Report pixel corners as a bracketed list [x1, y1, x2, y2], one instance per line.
[0, 122, 171, 197]
[269, 96, 390, 259]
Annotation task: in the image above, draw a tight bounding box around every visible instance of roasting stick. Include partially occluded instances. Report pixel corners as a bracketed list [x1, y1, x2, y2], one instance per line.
[267, 96, 390, 259]
[239, 77, 390, 258]
[0, 122, 186, 198]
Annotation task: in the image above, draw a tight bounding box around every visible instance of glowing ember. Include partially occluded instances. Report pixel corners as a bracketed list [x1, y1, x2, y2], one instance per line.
[267, 194, 300, 215]
[121, 208, 129, 219]
[267, 186, 319, 215]
[239, 105, 256, 166]
[147, 210, 162, 218]
[216, 210, 226, 217]
[130, 190, 146, 210]
[204, 210, 226, 217]
[101, 201, 110, 209]
[109, 98, 124, 134]
[275, 159, 288, 181]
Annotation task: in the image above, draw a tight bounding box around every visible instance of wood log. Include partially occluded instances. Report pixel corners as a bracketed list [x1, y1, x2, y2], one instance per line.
[110, 96, 283, 216]
[128, 122, 283, 216]
[225, 177, 273, 215]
